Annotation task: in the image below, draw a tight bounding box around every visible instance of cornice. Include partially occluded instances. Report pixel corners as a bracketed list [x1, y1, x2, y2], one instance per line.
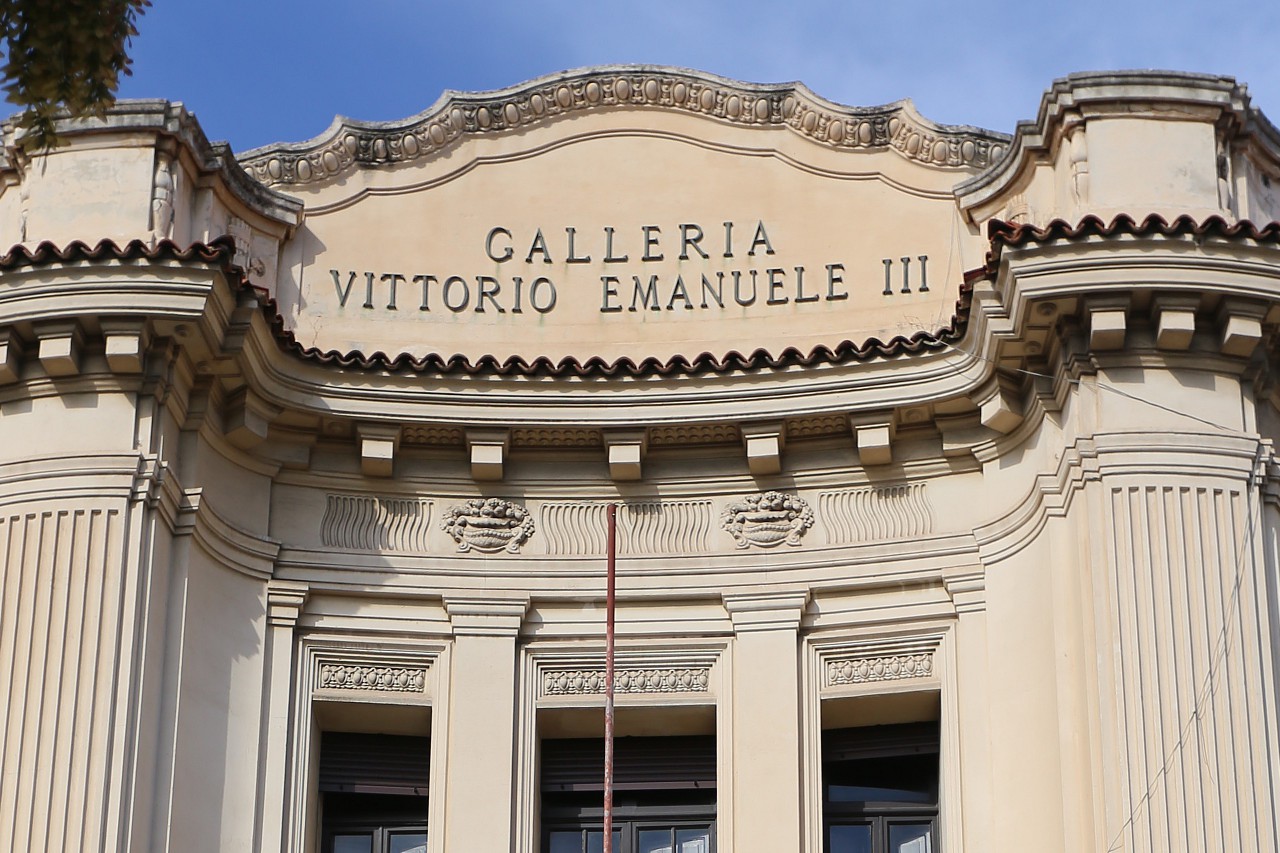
[955, 70, 1272, 218]
[237, 65, 1009, 188]
[6, 216, 1280, 466]
[1, 100, 303, 229]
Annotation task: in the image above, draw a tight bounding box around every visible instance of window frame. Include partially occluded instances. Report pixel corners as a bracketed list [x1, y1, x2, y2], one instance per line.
[820, 722, 940, 853]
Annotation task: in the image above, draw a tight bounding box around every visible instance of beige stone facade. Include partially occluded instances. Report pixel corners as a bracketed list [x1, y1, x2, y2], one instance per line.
[1, 68, 1279, 852]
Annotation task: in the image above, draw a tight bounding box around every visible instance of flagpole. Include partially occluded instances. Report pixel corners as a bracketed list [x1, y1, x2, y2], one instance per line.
[603, 502, 617, 853]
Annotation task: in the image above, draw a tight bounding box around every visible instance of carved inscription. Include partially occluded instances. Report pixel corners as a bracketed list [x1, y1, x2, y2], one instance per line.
[328, 219, 927, 321]
[542, 667, 711, 697]
[721, 491, 814, 548]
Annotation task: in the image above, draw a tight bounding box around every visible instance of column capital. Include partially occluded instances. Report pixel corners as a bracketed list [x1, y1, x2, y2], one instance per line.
[723, 588, 809, 632]
[444, 594, 530, 636]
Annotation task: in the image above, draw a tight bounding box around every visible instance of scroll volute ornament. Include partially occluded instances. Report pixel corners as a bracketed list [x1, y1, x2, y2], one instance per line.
[721, 491, 814, 548]
[441, 497, 535, 553]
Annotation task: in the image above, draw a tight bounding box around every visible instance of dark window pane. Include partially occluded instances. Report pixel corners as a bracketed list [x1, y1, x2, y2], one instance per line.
[824, 754, 938, 804]
[827, 783, 935, 804]
[332, 834, 373, 853]
[389, 831, 428, 853]
[675, 827, 711, 852]
[585, 829, 622, 853]
[549, 831, 583, 853]
[828, 824, 872, 853]
[889, 823, 933, 853]
[638, 828, 674, 853]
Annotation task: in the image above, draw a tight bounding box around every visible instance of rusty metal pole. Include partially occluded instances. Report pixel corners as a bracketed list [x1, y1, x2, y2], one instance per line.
[603, 502, 617, 853]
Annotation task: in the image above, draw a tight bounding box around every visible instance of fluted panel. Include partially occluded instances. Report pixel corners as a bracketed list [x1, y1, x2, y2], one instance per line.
[819, 483, 933, 544]
[0, 507, 121, 853]
[320, 494, 432, 551]
[540, 502, 609, 556]
[539, 500, 713, 556]
[1104, 485, 1275, 853]
[620, 500, 712, 555]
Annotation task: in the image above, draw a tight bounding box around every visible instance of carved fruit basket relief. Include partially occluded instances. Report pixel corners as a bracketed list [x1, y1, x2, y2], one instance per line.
[721, 491, 814, 548]
[441, 498, 535, 553]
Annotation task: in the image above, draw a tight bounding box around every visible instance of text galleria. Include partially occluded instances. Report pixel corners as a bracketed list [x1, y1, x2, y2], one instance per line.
[328, 221, 929, 315]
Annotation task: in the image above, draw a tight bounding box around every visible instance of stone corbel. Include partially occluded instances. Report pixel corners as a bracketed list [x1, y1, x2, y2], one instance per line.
[357, 423, 401, 477]
[35, 321, 82, 377]
[101, 321, 149, 373]
[0, 329, 24, 384]
[605, 429, 647, 481]
[849, 415, 893, 466]
[467, 428, 509, 481]
[1086, 296, 1128, 352]
[1217, 299, 1266, 359]
[976, 378, 1024, 434]
[1152, 295, 1200, 351]
[741, 421, 786, 475]
[224, 386, 281, 449]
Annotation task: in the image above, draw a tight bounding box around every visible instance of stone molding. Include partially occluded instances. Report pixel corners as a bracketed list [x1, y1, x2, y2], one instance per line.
[825, 652, 934, 687]
[238, 66, 1009, 188]
[815, 635, 943, 695]
[317, 662, 427, 694]
[306, 642, 440, 700]
[540, 666, 711, 697]
[179, 488, 281, 580]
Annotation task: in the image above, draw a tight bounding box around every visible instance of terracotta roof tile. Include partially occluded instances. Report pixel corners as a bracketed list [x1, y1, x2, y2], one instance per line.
[979, 213, 1280, 277]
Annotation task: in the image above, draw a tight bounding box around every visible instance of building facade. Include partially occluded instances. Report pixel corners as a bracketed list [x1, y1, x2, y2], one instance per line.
[0, 68, 1278, 852]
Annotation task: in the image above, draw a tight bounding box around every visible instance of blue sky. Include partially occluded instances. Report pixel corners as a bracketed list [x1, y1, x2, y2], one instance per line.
[114, 2, 1279, 153]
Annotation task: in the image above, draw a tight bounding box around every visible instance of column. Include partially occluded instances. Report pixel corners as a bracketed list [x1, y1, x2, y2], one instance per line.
[440, 594, 529, 852]
[257, 581, 307, 853]
[724, 589, 809, 853]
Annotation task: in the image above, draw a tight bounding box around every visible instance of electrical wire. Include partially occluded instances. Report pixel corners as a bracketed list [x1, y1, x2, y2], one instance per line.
[938, 339, 1274, 849]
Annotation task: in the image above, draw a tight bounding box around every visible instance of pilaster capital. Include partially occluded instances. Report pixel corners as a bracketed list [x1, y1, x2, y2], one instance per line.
[444, 593, 530, 637]
[723, 588, 809, 633]
[941, 564, 987, 614]
[266, 580, 309, 627]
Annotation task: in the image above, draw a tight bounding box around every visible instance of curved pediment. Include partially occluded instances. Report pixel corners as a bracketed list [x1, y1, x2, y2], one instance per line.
[240, 65, 1009, 188]
[250, 67, 1010, 366]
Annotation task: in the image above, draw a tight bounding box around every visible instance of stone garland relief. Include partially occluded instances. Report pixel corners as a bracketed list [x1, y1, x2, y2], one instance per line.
[240, 69, 1008, 188]
[541, 667, 711, 697]
[441, 497, 536, 553]
[318, 662, 428, 693]
[824, 652, 934, 687]
[721, 491, 814, 548]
